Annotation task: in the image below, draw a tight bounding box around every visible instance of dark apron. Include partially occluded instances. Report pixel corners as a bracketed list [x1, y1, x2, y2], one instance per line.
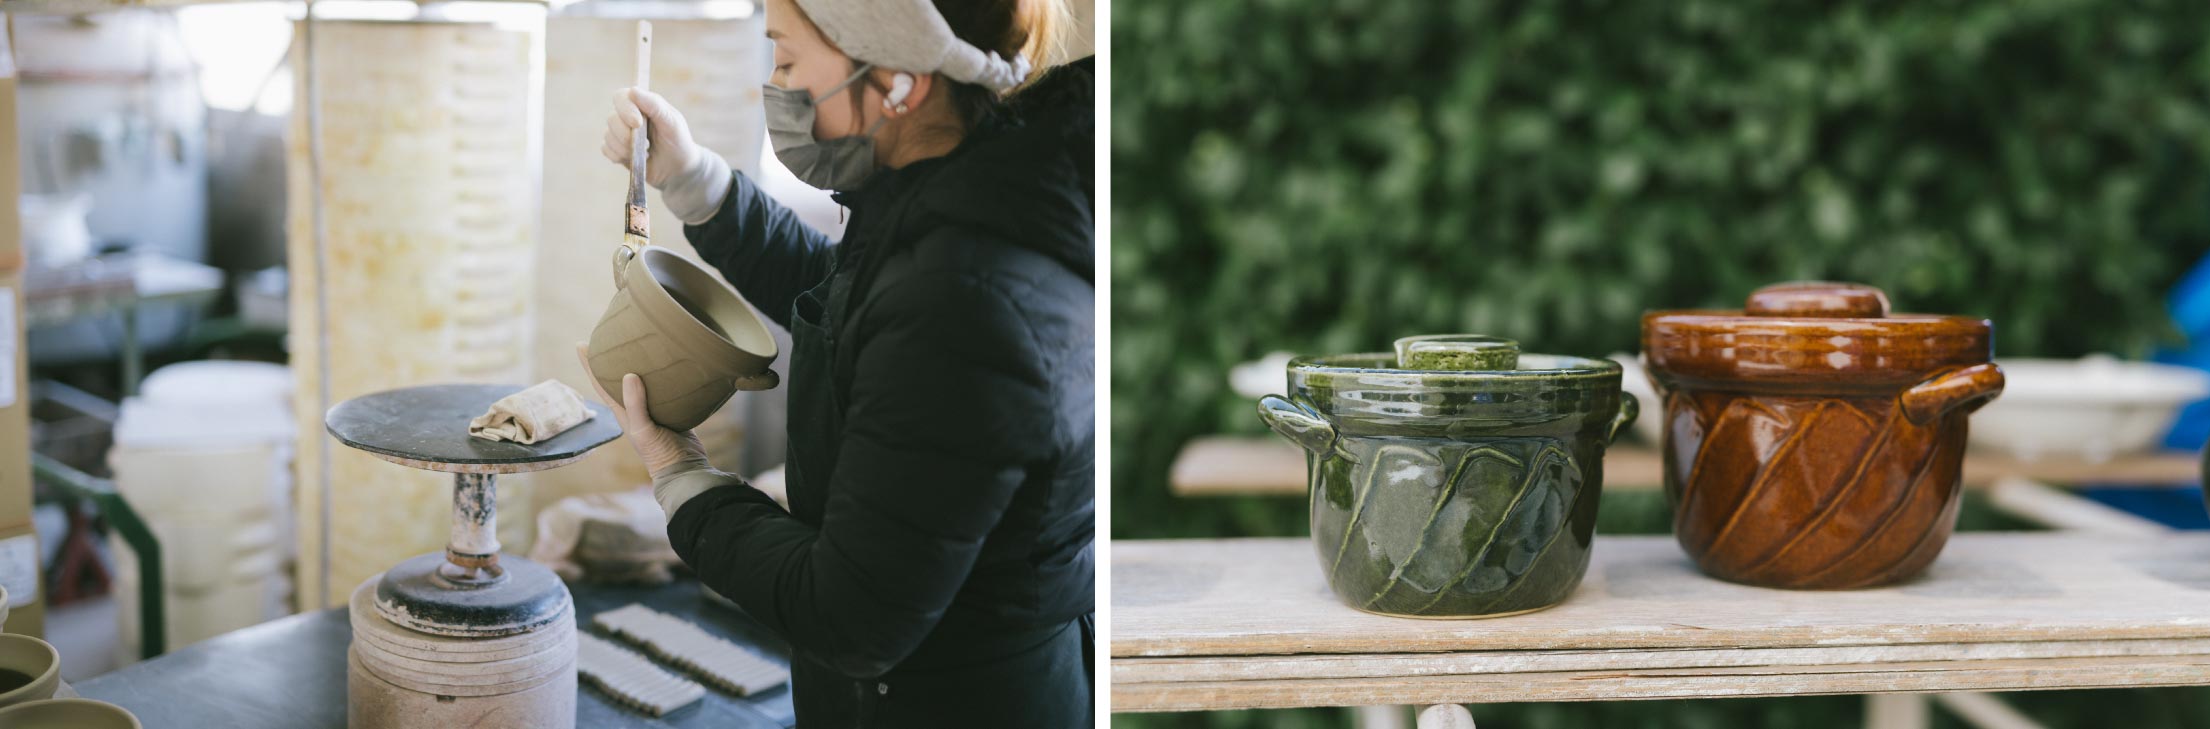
[777, 255, 1091, 728]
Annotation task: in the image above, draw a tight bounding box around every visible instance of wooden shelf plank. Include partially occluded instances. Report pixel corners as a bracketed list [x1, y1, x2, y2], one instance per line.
[1114, 654, 2210, 712]
[1111, 534, 2210, 710]
[1115, 637, 2210, 685]
[1170, 436, 2203, 497]
[1166, 436, 1313, 495]
[1115, 534, 2210, 657]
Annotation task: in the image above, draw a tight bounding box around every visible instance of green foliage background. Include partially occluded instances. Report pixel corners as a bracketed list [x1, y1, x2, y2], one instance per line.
[1110, 0, 2210, 725]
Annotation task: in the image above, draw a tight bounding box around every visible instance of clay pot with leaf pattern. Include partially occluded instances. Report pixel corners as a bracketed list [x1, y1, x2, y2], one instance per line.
[1259, 337, 1637, 618]
[1643, 282, 2004, 589]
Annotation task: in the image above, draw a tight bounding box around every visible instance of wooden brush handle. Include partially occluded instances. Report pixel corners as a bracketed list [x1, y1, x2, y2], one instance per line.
[625, 21, 653, 241]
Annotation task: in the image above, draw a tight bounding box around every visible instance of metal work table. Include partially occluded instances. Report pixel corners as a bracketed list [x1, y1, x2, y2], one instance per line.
[75, 577, 798, 728]
[20, 252, 226, 397]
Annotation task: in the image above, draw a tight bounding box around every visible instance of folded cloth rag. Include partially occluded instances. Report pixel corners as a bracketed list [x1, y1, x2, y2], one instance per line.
[469, 379, 595, 444]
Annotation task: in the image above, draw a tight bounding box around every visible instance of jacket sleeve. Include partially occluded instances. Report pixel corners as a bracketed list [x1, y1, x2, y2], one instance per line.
[664, 267, 1054, 679]
[680, 170, 836, 330]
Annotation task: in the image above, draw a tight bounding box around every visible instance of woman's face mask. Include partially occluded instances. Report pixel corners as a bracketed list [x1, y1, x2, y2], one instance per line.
[764, 63, 883, 191]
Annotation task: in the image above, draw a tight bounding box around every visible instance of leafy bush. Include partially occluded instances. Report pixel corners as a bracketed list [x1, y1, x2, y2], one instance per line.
[1112, 0, 2210, 540]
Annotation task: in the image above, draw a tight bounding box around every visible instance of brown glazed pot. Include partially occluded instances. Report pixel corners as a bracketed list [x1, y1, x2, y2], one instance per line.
[586, 245, 779, 431]
[1643, 282, 2005, 589]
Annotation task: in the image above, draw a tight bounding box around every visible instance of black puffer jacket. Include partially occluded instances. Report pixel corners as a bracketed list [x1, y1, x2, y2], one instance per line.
[665, 57, 1094, 728]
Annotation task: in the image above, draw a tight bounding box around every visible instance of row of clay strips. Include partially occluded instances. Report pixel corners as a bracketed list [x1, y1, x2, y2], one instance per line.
[577, 632, 705, 716]
[594, 603, 793, 697]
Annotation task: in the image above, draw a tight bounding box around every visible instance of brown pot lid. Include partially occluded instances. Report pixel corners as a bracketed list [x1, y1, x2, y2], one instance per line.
[1643, 281, 1991, 390]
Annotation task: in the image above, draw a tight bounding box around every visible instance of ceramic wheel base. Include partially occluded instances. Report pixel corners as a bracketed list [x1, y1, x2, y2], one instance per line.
[375, 552, 570, 638]
[349, 575, 577, 729]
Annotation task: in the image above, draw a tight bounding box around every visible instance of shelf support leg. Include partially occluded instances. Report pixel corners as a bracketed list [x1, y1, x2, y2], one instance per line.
[1352, 706, 1408, 729]
[1415, 704, 1474, 729]
[1985, 477, 2169, 535]
[1867, 694, 1929, 729]
[1935, 692, 2047, 729]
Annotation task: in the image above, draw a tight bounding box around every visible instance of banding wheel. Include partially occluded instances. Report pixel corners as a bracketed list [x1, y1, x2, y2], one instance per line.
[325, 383, 622, 638]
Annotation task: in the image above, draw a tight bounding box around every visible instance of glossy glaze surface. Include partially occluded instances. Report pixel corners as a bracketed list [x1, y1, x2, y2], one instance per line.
[1394, 335, 1520, 372]
[1261, 352, 1635, 617]
[1644, 282, 2003, 589]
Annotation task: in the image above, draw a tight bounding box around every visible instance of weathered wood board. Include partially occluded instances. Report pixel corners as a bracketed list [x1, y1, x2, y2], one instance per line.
[1112, 534, 2210, 711]
[1118, 654, 2210, 711]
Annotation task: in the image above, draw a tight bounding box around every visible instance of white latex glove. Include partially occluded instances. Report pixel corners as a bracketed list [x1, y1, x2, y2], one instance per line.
[604, 87, 732, 225]
[576, 344, 735, 519]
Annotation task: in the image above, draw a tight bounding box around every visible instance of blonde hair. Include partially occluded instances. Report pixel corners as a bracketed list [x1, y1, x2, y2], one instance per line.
[1012, 0, 1073, 82]
[936, 0, 1072, 89]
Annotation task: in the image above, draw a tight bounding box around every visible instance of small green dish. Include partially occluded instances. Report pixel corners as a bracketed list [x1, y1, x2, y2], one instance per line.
[1258, 339, 1636, 618]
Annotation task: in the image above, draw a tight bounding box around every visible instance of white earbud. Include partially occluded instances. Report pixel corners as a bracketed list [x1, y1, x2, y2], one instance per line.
[884, 72, 915, 113]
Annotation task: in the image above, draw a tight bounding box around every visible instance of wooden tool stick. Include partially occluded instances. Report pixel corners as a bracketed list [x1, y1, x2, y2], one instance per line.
[625, 20, 653, 247]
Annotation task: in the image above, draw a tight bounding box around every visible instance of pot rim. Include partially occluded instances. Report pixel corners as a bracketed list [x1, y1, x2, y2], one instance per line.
[0, 633, 59, 704]
[1285, 353, 1628, 427]
[1641, 312, 1992, 390]
[0, 699, 142, 728]
[629, 246, 779, 366]
[1642, 282, 1991, 389]
[1289, 352, 1623, 383]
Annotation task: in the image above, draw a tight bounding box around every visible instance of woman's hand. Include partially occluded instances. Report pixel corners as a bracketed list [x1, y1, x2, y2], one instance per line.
[575, 343, 709, 480]
[604, 87, 732, 225]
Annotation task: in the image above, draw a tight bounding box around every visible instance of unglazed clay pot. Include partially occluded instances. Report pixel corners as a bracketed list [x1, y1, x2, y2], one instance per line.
[0, 634, 59, 708]
[1644, 282, 2004, 589]
[587, 244, 779, 431]
[0, 699, 142, 728]
[1259, 338, 1637, 618]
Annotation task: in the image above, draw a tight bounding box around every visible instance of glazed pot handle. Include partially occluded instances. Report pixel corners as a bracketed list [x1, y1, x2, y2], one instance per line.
[1608, 392, 1640, 444]
[1899, 363, 2005, 425]
[1258, 395, 1336, 457]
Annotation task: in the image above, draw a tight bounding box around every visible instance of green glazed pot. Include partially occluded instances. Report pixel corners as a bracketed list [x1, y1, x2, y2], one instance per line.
[1258, 344, 1637, 618]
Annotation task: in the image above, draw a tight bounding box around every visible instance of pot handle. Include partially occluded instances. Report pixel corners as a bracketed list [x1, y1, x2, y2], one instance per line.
[612, 243, 638, 290]
[1899, 363, 2005, 425]
[1258, 395, 1336, 457]
[1608, 392, 1640, 444]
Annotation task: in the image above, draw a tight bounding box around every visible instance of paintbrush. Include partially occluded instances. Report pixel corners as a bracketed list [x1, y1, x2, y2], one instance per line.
[622, 20, 653, 268]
